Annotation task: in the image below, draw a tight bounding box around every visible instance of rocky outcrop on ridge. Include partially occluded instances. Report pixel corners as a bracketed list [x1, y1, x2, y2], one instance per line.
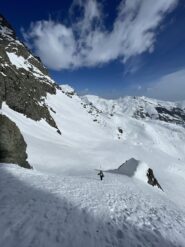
[0, 14, 60, 131]
[0, 14, 62, 168]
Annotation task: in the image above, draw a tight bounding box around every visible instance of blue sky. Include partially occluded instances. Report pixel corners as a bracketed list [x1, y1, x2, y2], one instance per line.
[1, 0, 185, 100]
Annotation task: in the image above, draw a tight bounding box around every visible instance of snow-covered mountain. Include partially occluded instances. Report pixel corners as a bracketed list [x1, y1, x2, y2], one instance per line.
[1, 14, 185, 247]
[84, 95, 185, 125]
[1, 13, 185, 173]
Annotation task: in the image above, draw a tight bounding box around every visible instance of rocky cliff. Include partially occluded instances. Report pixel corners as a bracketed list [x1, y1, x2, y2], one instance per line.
[0, 14, 61, 129]
[0, 14, 61, 168]
[0, 114, 31, 168]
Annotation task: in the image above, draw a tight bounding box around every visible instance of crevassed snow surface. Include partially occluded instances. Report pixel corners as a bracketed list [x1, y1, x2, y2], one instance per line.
[0, 164, 185, 247]
[1, 87, 185, 246]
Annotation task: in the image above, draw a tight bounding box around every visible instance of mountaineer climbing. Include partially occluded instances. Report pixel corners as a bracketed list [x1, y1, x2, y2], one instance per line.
[98, 170, 104, 181]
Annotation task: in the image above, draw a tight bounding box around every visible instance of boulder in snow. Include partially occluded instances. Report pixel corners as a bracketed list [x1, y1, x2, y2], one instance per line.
[107, 158, 142, 177]
[107, 158, 163, 190]
[0, 114, 31, 168]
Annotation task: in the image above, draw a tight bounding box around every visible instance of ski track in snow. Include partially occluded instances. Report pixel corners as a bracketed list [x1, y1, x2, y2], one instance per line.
[0, 165, 185, 247]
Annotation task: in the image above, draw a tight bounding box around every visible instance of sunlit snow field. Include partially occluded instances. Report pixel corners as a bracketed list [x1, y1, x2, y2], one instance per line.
[1, 86, 185, 246]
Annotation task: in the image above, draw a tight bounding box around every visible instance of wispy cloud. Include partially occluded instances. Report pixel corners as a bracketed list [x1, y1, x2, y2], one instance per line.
[121, 68, 185, 101]
[146, 68, 185, 101]
[23, 0, 178, 70]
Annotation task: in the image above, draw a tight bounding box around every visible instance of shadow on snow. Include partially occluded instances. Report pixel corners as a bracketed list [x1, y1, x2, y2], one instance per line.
[0, 166, 177, 247]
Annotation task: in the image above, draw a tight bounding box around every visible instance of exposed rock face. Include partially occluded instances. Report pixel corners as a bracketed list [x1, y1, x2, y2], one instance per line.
[0, 14, 63, 168]
[0, 14, 60, 131]
[107, 158, 163, 191]
[0, 114, 31, 168]
[146, 168, 163, 191]
[155, 106, 185, 125]
[132, 99, 185, 126]
[133, 105, 185, 125]
[0, 14, 16, 38]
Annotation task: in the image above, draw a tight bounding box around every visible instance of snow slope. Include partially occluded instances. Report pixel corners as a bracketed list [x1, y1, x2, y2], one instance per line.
[1, 164, 185, 247]
[1, 88, 185, 176]
[1, 86, 185, 201]
[1, 87, 185, 246]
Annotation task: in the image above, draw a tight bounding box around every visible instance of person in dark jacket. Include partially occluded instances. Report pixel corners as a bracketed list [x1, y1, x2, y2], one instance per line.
[98, 170, 104, 181]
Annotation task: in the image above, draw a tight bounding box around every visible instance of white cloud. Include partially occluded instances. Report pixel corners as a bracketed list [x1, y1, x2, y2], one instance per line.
[23, 0, 178, 70]
[146, 68, 185, 101]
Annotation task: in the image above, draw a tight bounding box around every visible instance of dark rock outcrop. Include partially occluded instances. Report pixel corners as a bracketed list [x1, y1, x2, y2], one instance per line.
[0, 14, 60, 131]
[155, 106, 185, 125]
[0, 14, 62, 168]
[132, 98, 185, 126]
[107, 158, 163, 191]
[118, 127, 123, 134]
[0, 114, 31, 168]
[133, 106, 150, 119]
[0, 14, 16, 38]
[146, 168, 163, 191]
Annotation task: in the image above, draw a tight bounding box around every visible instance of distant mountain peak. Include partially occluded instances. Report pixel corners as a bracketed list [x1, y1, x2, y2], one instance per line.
[84, 94, 185, 126]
